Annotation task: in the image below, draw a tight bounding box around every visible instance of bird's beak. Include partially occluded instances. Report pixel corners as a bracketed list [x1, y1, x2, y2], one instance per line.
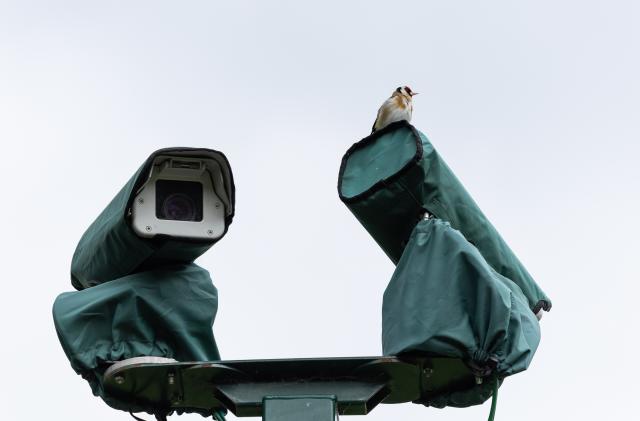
[411, 92, 419, 96]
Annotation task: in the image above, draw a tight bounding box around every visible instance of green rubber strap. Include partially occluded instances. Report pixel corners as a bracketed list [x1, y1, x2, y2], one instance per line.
[487, 376, 499, 421]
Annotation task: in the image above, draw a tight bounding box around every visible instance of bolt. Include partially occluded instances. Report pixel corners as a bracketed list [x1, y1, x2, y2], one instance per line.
[145, 226, 152, 232]
[115, 375, 125, 385]
[168, 373, 175, 385]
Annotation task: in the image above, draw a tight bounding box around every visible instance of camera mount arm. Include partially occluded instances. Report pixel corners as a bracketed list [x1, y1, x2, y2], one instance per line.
[103, 356, 478, 421]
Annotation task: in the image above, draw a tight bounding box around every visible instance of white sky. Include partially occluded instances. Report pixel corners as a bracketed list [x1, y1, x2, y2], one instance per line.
[0, 1, 638, 420]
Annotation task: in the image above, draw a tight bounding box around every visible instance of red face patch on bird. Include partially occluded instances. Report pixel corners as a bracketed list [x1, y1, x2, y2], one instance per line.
[404, 86, 414, 96]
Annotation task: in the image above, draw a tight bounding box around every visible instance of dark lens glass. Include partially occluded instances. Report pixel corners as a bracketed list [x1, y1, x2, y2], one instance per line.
[162, 193, 197, 220]
[155, 180, 203, 222]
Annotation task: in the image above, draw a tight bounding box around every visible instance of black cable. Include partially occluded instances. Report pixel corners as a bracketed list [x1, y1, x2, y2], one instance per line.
[129, 412, 147, 421]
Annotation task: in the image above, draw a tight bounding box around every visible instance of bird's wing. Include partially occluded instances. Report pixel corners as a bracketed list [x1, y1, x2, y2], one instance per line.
[372, 99, 393, 133]
[371, 115, 380, 133]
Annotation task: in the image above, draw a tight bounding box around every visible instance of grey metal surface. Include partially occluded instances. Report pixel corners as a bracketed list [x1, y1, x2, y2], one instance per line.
[263, 396, 337, 421]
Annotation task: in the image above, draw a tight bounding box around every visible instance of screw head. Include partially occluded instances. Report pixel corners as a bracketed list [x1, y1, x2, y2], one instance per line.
[145, 226, 152, 232]
[215, 202, 221, 208]
[207, 229, 214, 236]
[137, 198, 144, 204]
[115, 375, 125, 385]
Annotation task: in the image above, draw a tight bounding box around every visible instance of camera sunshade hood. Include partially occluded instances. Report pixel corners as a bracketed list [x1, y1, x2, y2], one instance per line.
[70, 147, 235, 290]
[338, 120, 551, 314]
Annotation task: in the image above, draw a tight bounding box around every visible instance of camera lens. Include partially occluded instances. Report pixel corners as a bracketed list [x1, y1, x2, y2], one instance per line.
[156, 180, 203, 222]
[161, 193, 197, 221]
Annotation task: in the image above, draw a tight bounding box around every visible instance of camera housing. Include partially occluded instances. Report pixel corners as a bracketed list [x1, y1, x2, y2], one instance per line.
[131, 156, 229, 240]
[70, 147, 235, 290]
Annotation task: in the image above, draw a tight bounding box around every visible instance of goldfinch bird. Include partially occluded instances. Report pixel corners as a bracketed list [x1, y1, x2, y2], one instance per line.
[371, 86, 418, 133]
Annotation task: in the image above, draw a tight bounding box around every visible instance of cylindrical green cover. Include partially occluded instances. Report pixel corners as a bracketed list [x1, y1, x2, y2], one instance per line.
[338, 121, 551, 314]
[383, 219, 540, 408]
[70, 147, 235, 290]
[52, 263, 221, 411]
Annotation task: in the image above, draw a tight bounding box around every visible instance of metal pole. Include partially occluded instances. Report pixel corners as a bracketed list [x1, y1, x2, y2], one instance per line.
[263, 396, 337, 421]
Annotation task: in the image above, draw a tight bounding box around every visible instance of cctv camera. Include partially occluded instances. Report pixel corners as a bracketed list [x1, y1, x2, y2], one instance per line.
[70, 147, 235, 290]
[131, 155, 230, 240]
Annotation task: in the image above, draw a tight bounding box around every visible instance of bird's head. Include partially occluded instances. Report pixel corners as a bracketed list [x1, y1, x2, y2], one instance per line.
[395, 86, 418, 98]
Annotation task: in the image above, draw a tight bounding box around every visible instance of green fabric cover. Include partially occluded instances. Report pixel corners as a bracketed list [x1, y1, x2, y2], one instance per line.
[71, 147, 235, 290]
[339, 121, 551, 314]
[53, 263, 221, 412]
[383, 218, 540, 408]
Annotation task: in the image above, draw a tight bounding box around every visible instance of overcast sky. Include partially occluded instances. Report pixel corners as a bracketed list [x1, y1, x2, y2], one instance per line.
[0, 1, 638, 420]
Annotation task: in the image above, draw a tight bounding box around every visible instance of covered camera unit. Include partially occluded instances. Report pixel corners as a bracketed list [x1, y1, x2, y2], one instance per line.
[338, 121, 551, 408]
[338, 121, 550, 314]
[70, 147, 235, 290]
